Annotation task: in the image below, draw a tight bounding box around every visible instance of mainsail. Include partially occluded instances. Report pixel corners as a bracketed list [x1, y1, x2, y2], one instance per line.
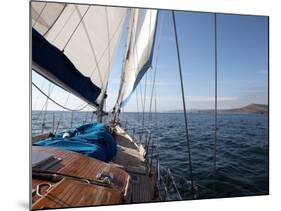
[31, 2, 128, 106]
[116, 9, 158, 108]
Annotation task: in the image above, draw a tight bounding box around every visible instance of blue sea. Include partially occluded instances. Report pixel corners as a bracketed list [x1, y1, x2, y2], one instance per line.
[32, 111, 269, 200]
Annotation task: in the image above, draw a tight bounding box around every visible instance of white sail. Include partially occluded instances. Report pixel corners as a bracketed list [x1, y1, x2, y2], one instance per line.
[31, 2, 128, 104]
[116, 9, 158, 107]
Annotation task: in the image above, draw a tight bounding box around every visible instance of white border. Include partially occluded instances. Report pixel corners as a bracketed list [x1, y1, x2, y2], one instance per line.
[0, 0, 280, 210]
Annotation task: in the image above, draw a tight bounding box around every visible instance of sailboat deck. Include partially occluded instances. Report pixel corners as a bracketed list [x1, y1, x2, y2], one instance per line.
[111, 126, 156, 202]
[32, 146, 131, 209]
[32, 125, 158, 207]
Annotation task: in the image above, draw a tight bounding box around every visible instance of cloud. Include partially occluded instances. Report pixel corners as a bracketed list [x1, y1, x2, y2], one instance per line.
[155, 96, 237, 103]
[241, 89, 267, 94]
[188, 96, 238, 102]
[153, 95, 238, 103]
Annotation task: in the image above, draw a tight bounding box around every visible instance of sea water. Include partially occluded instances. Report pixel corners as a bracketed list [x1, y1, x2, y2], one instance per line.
[32, 111, 269, 200]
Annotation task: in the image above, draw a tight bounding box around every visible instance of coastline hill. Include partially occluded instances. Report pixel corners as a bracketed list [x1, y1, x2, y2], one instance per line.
[223, 104, 268, 113]
[167, 104, 268, 114]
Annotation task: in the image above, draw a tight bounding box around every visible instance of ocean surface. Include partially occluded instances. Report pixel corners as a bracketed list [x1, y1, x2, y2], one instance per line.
[32, 111, 269, 200]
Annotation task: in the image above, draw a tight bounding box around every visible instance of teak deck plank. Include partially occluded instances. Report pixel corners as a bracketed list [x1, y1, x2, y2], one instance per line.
[111, 126, 156, 203]
[32, 146, 130, 209]
[33, 178, 123, 209]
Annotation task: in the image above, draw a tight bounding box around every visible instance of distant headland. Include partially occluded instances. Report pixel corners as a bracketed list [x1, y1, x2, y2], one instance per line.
[167, 104, 268, 114]
[222, 104, 268, 114]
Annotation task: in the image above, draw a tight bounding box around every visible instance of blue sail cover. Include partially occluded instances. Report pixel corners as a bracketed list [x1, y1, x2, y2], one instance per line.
[32, 28, 101, 106]
[33, 123, 117, 162]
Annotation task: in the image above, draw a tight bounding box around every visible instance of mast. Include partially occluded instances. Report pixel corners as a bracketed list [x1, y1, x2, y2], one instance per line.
[114, 9, 158, 113]
[113, 9, 133, 123]
[96, 97, 105, 123]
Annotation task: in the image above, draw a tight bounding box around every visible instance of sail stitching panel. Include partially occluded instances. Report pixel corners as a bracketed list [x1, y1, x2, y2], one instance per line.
[119, 9, 140, 106]
[120, 10, 158, 107]
[62, 5, 91, 51]
[115, 9, 133, 108]
[32, 2, 67, 36]
[149, 12, 164, 116]
[52, 6, 77, 43]
[32, 2, 47, 27]
[142, 10, 153, 121]
[88, 11, 127, 79]
[32, 28, 101, 106]
[42, 4, 67, 37]
[73, 6, 104, 89]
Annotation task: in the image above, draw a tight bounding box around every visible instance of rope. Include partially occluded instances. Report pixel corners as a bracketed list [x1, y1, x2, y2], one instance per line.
[172, 11, 195, 196]
[32, 82, 89, 112]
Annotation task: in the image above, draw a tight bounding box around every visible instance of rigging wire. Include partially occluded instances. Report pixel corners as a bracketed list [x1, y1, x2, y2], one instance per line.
[139, 82, 145, 118]
[171, 11, 195, 196]
[35, 83, 55, 130]
[135, 86, 140, 122]
[32, 75, 47, 113]
[102, 7, 111, 111]
[213, 13, 218, 181]
[32, 82, 89, 112]
[114, 9, 133, 110]
[142, 73, 148, 128]
[117, 9, 141, 110]
[41, 82, 53, 134]
[54, 93, 71, 134]
[83, 104, 90, 124]
[149, 13, 164, 121]
[142, 10, 153, 130]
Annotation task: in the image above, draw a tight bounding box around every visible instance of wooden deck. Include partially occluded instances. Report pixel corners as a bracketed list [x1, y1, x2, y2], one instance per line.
[111, 125, 157, 203]
[33, 179, 123, 209]
[32, 146, 131, 209]
[32, 124, 158, 209]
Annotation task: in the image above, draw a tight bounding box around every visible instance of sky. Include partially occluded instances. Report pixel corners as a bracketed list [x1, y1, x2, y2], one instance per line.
[32, 9, 268, 112]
